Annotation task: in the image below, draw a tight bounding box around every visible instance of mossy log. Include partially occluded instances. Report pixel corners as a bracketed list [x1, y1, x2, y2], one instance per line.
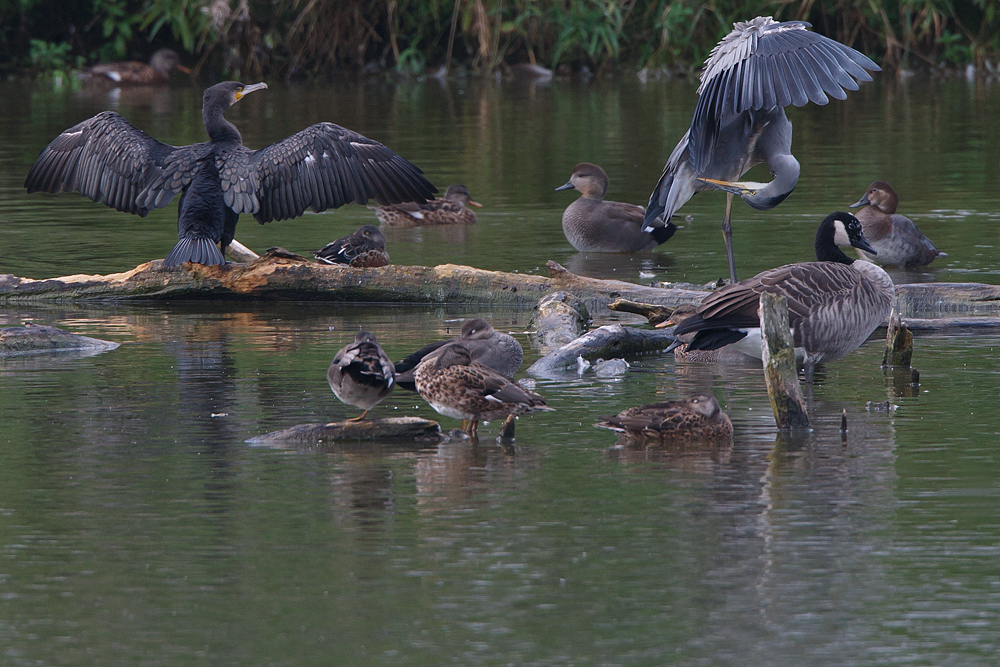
[0, 253, 706, 310]
[760, 293, 809, 430]
[529, 291, 590, 353]
[1, 324, 119, 356]
[3, 249, 1000, 321]
[246, 416, 443, 446]
[883, 309, 913, 367]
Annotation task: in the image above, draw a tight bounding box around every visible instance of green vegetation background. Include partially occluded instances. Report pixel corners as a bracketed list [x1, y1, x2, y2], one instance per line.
[3, 0, 998, 79]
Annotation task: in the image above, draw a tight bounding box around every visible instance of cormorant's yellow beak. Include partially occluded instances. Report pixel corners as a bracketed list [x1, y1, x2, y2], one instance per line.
[236, 82, 268, 101]
[697, 177, 756, 197]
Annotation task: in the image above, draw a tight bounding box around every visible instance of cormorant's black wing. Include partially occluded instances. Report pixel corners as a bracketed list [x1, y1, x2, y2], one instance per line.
[240, 122, 437, 223]
[24, 111, 207, 216]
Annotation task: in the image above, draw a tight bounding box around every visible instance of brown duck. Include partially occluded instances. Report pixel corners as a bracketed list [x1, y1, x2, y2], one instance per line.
[394, 318, 523, 391]
[556, 163, 675, 252]
[598, 394, 733, 444]
[849, 181, 944, 267]
[315, 225, 390, 267]
[327, 331, 396, 420]
[413, 344, 551, 437]
[81, 48, 191, 85]
[372, 184, 482, 227]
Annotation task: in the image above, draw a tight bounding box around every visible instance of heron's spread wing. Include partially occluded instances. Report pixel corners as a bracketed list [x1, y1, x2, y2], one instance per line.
[689, 17, 880, 172]
[243, 122, 437, 223]
[24, 111, 202, 216]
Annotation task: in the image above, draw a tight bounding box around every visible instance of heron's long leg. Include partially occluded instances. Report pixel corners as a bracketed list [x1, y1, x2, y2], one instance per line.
[722, 192, 737, 283]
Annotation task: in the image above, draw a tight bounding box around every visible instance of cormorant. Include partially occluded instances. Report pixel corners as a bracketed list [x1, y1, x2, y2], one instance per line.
[24, 81, 437, 267]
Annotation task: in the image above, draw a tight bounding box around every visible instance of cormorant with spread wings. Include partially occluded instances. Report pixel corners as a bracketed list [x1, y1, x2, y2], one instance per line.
[25, 81, 437, 267]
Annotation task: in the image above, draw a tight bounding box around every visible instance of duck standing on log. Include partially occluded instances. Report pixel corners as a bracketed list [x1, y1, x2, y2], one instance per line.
[25, 81, 437, 267]
[672, 212, 894, 382]
[315, 225, 390, 267]
[328, 331, 396, 421]
[849, 181, 945, 267]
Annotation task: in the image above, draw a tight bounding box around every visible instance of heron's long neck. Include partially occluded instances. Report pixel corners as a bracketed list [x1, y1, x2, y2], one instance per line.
[762, 153, 800, 201]
[203, 105, 242, 144]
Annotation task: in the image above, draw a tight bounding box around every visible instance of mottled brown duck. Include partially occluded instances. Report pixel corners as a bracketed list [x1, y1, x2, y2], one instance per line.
[81, 48, 191, 85]
[372, 184, 482, 227]
[597, 394, 733, 444]
[327, 331, 396, 420]
[849, 181, 944, 267]
[25, 81, 435, 267]
[314, 225, 390, 267]
[672, 212, 894, 382]
[413, 344, 550, 437]
[394, 318, 523, 391]
[556, 163, 674, 252]
[660, 304, 757, 363]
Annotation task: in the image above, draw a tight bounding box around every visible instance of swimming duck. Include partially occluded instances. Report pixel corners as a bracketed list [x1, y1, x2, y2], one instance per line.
[413, 343, 551, 437]
[849, 181, 944, 267]
[372, 184, 482, 227]
[394, 318, 523, 391]
[315, 225, 390, 267]
[327, 331, 396, 420]
[556, 163, 675, 252]
[81, 48, 191, 85]
[672, 212, 894, 381]
[597, 394, 733, 444]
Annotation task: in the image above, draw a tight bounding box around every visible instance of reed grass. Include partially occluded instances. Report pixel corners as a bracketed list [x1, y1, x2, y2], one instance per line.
[4, 0, 998, 78]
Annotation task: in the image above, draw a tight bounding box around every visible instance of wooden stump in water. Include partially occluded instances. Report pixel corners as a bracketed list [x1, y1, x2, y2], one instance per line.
[759, 293, 809, 430]
[530, 291, 589, 353]
[883, 309, 913, 367]
[246, 417, 442, 447]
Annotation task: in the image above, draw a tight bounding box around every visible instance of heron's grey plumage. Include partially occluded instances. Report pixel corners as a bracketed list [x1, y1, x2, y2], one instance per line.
[643, 17, 880, 282]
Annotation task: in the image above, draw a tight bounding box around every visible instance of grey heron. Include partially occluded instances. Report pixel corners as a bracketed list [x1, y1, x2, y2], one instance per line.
[643, 17, 881, 283]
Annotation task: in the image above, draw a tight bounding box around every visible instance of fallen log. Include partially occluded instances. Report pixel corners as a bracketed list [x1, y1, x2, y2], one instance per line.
[246, 416, 443, 447]
[0, 254, 706, 310]
[1, 324, 119, 356]
[526, 324, 676, 377]
[3, 250, 1000, 321]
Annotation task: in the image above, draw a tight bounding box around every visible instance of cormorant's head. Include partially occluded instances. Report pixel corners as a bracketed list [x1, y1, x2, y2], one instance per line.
[203, 81, 268, 111]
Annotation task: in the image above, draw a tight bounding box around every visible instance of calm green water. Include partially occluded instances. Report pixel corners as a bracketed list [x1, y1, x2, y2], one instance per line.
[2, 76, 1000, 664]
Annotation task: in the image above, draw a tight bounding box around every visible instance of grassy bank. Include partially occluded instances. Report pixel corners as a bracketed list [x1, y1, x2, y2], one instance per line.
[4, 0, 999, 79]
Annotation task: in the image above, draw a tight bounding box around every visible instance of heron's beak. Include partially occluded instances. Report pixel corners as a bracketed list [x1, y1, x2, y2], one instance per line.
[555, 181, 575, 192]
[852, 234, 878, 255]
[849, 194, 869, 209]
[697, 177, 756, 197]
[236, 82, 268, 101]
[468, 199, 484, 208]
[175, 64, 192, 75]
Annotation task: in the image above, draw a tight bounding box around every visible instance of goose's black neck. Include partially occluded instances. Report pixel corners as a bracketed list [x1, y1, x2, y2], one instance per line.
[814, 218, 854, 265]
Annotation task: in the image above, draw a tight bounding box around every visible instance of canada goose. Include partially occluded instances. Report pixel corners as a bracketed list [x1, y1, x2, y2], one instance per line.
[849, 181, 944, 267]
[673, 211, 894, 381]
[556, 163, 675, 252]
[413, 344, 551, 437]
[394, 318, 523, 391]
[315, 225, 390, 267]
[597, 394, 733, 444]
[327, 331, 396, 420]
[372, 184, 483, 227]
